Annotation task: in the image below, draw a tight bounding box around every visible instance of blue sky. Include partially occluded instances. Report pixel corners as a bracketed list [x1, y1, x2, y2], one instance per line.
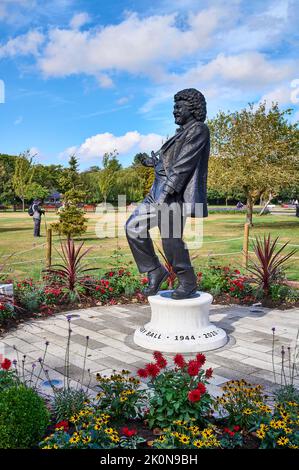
[0, 0, 298, 169]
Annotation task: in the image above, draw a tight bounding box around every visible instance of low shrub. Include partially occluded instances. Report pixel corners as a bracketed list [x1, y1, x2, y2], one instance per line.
[0, 385, 50, 448]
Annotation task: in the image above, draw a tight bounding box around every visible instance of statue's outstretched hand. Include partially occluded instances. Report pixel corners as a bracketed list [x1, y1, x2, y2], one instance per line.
[139, 153, 155, 167]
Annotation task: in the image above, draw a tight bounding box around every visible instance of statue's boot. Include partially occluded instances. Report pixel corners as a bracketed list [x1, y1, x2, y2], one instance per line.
[171, 268, 198, 300]
[143, 265, 169, 296]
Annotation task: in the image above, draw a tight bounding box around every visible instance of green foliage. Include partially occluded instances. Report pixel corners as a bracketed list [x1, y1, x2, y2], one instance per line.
[24, 182, 49, 201]
[269, 284, 299, 302]
[12, 151, 35, 210]
[274, 385, 299, 404]
[53, 155, 87, 238]
[98, 151, 122, 204]
[214, 379, 269, 429]
[0, 385, 49, 448]
[52, 204, 87, 238]
[53, 388, 88, 421]
[96, 370, 146, 421]
[14, 279, 45, 313]
[145, 353, 213, 430]
[0, 369, 17, 392]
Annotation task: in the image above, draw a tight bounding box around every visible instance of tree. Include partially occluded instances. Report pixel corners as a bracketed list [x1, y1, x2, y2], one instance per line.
[24, 182, 49, 202]
[52, 155, 87, 239]
[12, 151, 35, 211]
[132, 153, 155, 198]
[208, 103, 299, 225]
[0, 154, 18, 208]
[98, 151, 122, 206]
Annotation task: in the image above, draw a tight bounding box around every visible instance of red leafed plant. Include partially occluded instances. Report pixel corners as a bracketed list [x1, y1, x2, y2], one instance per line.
[44, 239, 96, 298]
[154, 242, 198, 289]
[247, 234, 297, 296]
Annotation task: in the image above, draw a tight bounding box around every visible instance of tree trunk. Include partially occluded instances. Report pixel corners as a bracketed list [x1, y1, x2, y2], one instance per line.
[246, 194, 253, 226]
[22, 198, 25, 212]
[259, 193, 272, 215]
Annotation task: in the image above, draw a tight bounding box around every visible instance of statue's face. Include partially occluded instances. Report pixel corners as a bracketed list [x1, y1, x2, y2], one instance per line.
[173, 99, 193, 125]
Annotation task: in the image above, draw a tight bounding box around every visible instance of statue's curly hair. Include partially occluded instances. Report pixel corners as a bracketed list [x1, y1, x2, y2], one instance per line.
[174, 88, 207, 122]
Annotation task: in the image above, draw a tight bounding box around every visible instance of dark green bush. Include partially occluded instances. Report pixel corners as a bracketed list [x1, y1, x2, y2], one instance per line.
[0, 385, 50, 448]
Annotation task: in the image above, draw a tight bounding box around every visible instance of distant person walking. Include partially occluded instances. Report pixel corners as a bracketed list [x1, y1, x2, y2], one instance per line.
[29, 199, 45, 237]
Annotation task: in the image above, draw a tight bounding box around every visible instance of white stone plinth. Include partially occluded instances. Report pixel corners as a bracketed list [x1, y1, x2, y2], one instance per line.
[134, 291, 227, 353]
[0, 283, 14, 303]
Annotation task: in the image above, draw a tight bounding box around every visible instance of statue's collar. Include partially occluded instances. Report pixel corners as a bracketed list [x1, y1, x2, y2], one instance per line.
[176, 118, 197, 134]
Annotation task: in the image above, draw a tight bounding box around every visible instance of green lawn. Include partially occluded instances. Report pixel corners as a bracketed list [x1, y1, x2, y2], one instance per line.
[0, 210, 298, 280]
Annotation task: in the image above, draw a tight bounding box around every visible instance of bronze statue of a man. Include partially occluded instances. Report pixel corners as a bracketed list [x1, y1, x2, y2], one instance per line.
[125, 88, 210, 299]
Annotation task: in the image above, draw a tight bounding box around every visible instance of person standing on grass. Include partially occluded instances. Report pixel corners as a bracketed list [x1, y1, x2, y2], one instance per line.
[32, 199, 45, 237]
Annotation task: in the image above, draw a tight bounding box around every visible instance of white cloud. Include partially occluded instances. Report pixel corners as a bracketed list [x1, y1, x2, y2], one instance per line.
[61, 131, 164, 162]
[70, 12, 90, 29]
[260, 84, 294, 107]
[0, 30, 44, 58]
[36, 9, 225, 80]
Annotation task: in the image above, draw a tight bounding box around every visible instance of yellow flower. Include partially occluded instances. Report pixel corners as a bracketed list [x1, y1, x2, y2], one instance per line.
[120, 397, 128, 402]
[289, 444, 299, 449]
[282, 427, 292, 434]
[173, 420, 183, 426]
[270, 420, 285, 430]
[70, 415, 79, 423]
[158, 436, 166, 442]
[110, 435, 120, 443]
[69, 436, 80, 444]
[242, 408, 254, 415]
[193, 440, 204, 448]
[178, 435, 190, 445]
[105, 428, 115, 435]
[277, 437, 289, 446]
[202, 429, 214, 438]
[94, 424, 101, 431]
[82, 435, 91, 444]
[256, 429, 266, 439]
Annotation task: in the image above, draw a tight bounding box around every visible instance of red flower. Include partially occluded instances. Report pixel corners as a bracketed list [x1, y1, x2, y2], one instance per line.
[188, 389, 202, 403]
[156, 356, 167, 369]
[234, 269, 241, 274]
[197, 382, 207, 395]
[205, 367, 213, 379]
[145, 363, 160, 378]
[0, 304, 5, 311]
[108, 271, 114, 277]
[233, 425, 240, 432]
[229, 287, 235, 292]
[187, 360, 200, 376]
[137, 368, 149, 378]
[55, 420, 69, 431]
[1, 358, 11, 370]
[196, 353, 206, 367]
[141, 277, 149, 285]
[174, 354, 185, 368]
[153, 352, 167, 369]
[228, 430, 235, 437]
[223, 427, 230, 433]
[121, 427, 137, 437]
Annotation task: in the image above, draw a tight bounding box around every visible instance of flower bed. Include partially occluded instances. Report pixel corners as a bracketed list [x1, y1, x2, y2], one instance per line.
[0, 352, 298, 450]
